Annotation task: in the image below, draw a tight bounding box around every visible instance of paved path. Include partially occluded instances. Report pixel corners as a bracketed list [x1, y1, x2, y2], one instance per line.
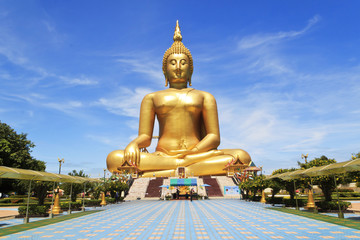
[0, 207, 18, 219]
[1, 200, 360, 239]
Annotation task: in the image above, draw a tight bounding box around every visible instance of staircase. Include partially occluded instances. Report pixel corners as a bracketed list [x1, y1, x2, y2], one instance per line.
[145, 177, 167, 198]
[197, 178, 206, 197]
[124, 178, 150, 200]
[200, 176, 223, 197]
[215, 176, 240, 199]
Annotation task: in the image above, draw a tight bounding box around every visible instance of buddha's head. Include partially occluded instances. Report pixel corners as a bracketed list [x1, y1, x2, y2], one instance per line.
[162, 20, 193, 87]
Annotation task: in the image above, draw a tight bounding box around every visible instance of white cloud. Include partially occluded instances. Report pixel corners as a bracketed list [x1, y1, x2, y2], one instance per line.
[96, 87, 153, 117]
[238, 15, 320, 50]
[60, 76, 98, 86]
[43, 101, 83, 113]
[229, 15, 321, 78]
[43, 20, 56, 33]
[86, 134, 118, 146]
[0, 92, 46, 104]
[116, 57, 163, 83]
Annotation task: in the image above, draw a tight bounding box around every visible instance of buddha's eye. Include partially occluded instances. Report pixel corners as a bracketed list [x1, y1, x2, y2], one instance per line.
[170, 59, 176, 65]
[180, 59, 186, 65]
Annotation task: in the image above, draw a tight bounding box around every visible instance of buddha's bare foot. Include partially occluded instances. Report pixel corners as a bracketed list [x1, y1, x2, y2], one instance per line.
[182, 150, 224, 166]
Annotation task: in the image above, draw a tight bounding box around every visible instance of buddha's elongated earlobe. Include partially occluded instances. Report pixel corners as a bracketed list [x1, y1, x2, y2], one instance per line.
[165, 76, 168, 87]
[188, 77, 192, 86]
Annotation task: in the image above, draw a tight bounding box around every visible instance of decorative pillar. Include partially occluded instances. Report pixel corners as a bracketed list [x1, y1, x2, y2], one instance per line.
[100, 192, 107, 206]
[260, 190, 266, 203]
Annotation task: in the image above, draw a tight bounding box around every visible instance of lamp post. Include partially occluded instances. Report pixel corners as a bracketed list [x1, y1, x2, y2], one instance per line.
[100, 169, 107, 206]
[301, 154, 308, 163]
[58, 158, 64, 174]
[50, 158, 64, 217]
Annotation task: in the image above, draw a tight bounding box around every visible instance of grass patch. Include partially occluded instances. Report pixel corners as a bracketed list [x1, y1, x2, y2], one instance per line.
[269, 207, 360, 230]
[0, 210, 102, 237]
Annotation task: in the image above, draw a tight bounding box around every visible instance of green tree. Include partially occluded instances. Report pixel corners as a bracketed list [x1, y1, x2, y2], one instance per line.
[0, 122, 45, 170]
[90, 183, 103, 200]
[345, 152, 360, 187]
[107, 181, 129, 198]
[33, 181, 53, 205]
[0, 122, 46, 194]
[298, 155, 349, 201]
[267, 178, 283, 203]
[352, 152, 360, 159]
[239, 175, 267, 200]
[271, 168, 300, 200]
[62, 170, 89, 202]
[17, 180, 53, 205]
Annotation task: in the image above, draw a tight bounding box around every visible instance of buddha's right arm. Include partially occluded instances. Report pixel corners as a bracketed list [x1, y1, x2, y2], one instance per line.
[124, 94, 155, 165]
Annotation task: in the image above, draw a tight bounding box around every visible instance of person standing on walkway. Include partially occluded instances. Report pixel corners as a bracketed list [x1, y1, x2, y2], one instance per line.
[115, 191, 119, 203]
[190, 188, 194, 202]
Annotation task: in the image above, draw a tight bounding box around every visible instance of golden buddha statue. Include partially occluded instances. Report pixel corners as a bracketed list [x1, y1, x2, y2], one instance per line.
[107, 21, 251, 177]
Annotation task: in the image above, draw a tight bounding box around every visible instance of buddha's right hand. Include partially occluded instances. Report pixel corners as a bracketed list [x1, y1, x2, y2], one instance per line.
[124, 142, 140, 166]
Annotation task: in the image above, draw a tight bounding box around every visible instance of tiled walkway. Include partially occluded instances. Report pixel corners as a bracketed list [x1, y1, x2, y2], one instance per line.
[1, 200, 360, 239]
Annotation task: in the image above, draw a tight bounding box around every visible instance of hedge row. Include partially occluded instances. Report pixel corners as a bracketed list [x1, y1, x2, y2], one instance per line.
[315, 201, 351, 211]
[335, 192, 360, 197]
[265, 196, 351, 211]
[18, 205, 49, 216]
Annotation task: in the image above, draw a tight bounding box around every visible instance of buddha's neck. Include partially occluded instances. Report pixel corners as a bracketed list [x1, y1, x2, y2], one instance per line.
[169, 82, 188, 89]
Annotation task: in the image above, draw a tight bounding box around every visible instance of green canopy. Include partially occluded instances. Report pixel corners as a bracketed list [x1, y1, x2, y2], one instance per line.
[0, 166, 101, 183]
[310, 158, 360, 176]
[267, 158, 360, 180]
[266, 172, 288, 180]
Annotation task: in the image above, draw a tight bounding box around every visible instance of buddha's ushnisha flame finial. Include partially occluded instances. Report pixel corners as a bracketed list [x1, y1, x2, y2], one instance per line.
[163, 20, 194, 86]
[173, 20, 182, 42]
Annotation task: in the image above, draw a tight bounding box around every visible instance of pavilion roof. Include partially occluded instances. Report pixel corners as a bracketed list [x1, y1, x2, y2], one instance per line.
[0, 166, 102, 183]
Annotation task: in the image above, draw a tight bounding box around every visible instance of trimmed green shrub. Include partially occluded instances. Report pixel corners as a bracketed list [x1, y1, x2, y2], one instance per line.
[105, 197, 115, 204]
[316, 201, 351, 211]
[337, 189, 354, 192]
[266, 197, 284, 205]
[84, 199, 101, 207]
[10, 198, 24, 203]
[249, 196, 262, 202]
[351, 192, 360, 197]
[9, 195, 28, 198]
[283, 198, 307, 207]
[18, 205, 50, 216]
[0, 199, 12, 203]
[60, 201, 82, 210]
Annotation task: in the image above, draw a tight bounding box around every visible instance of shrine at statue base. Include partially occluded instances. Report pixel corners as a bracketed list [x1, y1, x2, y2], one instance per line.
[116, 158, 257, 179]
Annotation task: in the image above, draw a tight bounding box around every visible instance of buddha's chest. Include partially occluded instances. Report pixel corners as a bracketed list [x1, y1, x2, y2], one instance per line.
[154, 92, 203, 115]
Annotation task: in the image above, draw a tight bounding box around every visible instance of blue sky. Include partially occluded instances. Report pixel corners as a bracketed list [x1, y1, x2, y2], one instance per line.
[1, 0, 360, 177]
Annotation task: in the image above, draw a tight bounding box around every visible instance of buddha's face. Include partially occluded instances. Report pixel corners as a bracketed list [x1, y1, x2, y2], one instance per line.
[166, 53, 190, 86]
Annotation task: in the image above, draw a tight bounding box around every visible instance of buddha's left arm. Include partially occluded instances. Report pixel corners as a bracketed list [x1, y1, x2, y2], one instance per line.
[192, 92, 221, 152]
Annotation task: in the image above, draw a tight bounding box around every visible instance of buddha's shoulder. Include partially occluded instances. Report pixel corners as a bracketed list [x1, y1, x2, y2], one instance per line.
[191, 89, 214, 96]
[144, 88, 215, 99]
